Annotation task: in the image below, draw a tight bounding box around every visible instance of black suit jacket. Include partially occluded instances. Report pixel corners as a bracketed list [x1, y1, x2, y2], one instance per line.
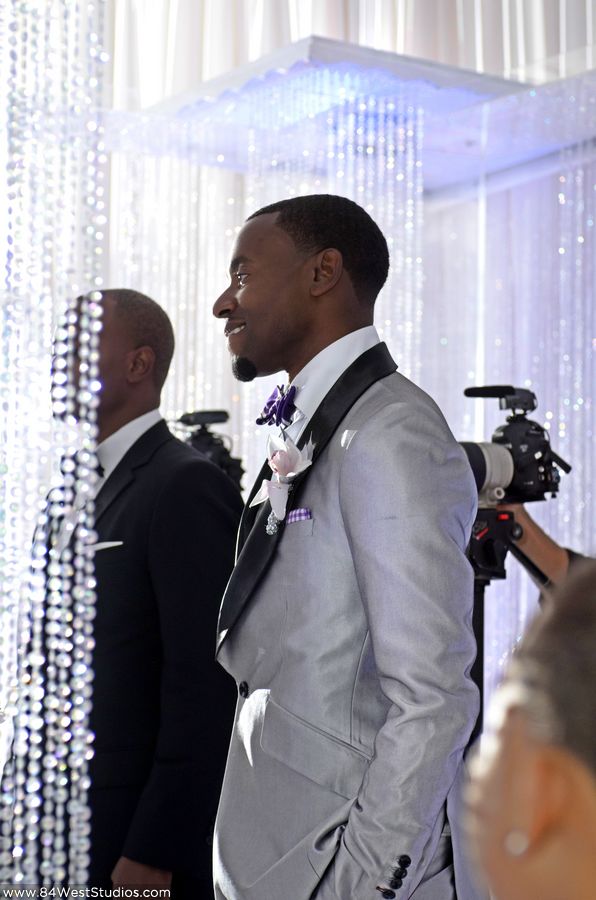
[89, 420, 242, 882]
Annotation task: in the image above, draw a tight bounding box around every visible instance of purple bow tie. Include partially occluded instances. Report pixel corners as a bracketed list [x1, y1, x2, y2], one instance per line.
[256, 385, 297, 427]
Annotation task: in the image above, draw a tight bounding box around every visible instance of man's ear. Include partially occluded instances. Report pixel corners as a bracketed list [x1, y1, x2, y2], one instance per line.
[310, 248, 343, 297]
[126, 346, 155, 384]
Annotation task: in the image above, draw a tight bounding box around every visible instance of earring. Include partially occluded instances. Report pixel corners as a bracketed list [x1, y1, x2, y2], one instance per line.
[504, 830, 530, 857]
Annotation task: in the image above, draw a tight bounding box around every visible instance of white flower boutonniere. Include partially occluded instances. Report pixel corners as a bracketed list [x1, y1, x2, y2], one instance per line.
[250, 434, 314, 534]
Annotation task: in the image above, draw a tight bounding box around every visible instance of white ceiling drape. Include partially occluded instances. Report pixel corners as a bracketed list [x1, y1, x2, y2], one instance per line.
[108, 0, 596, 109]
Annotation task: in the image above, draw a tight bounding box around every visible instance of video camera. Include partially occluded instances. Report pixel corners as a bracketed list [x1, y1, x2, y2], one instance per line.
[460, 386, 571, 587]
[460, 387, 572, 727]
[460, 385, 571, 508]
[176, 410, 244, 491]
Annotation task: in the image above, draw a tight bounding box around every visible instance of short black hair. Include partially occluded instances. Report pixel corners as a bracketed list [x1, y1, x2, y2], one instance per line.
[103, 288, 175, 390]
[510, 560, 596, 775]
[248, 194, 389, 305]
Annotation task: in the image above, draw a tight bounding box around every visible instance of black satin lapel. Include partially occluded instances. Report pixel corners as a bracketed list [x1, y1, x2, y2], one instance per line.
[296, 343, 397, 459]
[94, 465, 134, 523]
[217, 499, 281, 647]
[216, 343, 397, 653]
[237, 457, 272, 551]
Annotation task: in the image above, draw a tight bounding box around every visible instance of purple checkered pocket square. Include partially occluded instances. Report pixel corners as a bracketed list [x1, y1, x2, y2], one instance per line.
[286, 508, 312, 524]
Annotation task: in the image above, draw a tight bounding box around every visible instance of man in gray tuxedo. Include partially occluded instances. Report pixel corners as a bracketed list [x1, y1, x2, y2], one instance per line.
[212, 194, 480, 899]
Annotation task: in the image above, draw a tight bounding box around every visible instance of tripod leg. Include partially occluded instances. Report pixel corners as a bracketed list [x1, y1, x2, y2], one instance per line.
[469, 579, 486, 747]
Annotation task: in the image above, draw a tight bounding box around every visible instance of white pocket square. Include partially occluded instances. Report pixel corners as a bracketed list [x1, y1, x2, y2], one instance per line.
[92, 541, 124, 552]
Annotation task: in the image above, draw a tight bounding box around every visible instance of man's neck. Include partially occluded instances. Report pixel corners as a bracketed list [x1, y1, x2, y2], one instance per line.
[98, 401, 160, 443]
[96, 408, 162, 483]
[287, 321, 373, 382]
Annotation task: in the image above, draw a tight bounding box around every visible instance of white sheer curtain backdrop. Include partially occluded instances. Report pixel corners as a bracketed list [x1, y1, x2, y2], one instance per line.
[108, 0, 596, 109]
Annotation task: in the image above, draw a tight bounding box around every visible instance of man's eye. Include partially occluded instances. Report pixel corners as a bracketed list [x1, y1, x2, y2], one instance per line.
[235, 272, 249, 287]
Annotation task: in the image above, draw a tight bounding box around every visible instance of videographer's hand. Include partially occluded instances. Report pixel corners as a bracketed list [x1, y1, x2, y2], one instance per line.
[496, 503, 570, 587]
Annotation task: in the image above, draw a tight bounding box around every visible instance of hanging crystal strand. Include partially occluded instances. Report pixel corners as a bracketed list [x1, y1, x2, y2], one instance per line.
[243, 78, 281, 482]
[70, 0, 106, 877]
[0, 0, 39, 884]
[395, 87, 411, 376]
[376, 95, 393, 346]
[575, 149, 595, 549]
[242, 125, 266, 483]
[107, 146, 138, 288]
[310, 68, 329, 194]
[175, 138, 192, 417]
[325, 71, 344, 197]
[571, 142, 593, 556]
[43, 4, 80, 874]
[172, 152, 187, 415]
[171, 149, 183, 416]
[410, 104, 424, 385]
[183, 138, 201, 419]
[567, 152, 583, 570]
[2, 0, 39, 881]
[341, 89, 357, 202]
[173, 151, 184, 415]
[403, 96, 416, 374]
[554, 140, 592, 555]
[553, 153, 574, 548]
[167, 149, 181, 416]
[0, 0, 104, 886]
[68, 294, 101, 885]
[354, 91, 368, 208]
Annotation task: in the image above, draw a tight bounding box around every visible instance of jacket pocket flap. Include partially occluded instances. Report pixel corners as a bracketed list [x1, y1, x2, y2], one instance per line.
[260, 698, 370, 800]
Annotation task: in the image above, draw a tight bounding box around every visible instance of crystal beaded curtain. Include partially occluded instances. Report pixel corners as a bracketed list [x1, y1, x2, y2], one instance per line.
[238, 70, 423, 482]
[422, 112, 596, 697]
[107, 71, 423, 489]
[0, 0, 107, 885]
[107, 133, 245, 456]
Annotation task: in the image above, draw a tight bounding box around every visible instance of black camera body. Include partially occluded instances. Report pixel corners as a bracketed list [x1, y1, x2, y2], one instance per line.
[176, 409, 244, 491]
[460, 385, 571, 507]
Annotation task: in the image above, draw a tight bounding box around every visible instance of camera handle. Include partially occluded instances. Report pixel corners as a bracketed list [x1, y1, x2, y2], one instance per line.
[467, 508, 548, 744]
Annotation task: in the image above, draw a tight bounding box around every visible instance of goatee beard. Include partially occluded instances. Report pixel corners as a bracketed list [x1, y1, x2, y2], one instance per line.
[232, 355, 258, 382]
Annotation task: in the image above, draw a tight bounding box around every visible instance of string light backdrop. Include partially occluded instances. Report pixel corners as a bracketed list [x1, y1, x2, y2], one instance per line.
[0, 0, 107, 885]
[422, 75, 596, 697]
[106, 37, 518, 483]
[105, 39, 595, 708]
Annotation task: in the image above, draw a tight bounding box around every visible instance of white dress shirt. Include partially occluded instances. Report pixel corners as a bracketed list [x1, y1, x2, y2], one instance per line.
[52, 409, 163, 553]
[284, 326, 380, 444]
[97, 408, 162, 484]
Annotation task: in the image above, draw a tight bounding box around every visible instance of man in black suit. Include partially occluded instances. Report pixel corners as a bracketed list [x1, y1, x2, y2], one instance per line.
[86, 289, 242, 894]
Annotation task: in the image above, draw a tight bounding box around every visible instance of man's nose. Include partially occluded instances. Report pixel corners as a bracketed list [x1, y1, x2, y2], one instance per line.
[213, 287, 236, 319]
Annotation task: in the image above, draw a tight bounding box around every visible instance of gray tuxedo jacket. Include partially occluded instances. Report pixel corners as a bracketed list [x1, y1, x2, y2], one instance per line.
[214, 344, 482, 900]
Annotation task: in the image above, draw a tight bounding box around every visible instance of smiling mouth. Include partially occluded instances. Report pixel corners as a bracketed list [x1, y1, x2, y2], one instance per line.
[225, 323, 246, 337]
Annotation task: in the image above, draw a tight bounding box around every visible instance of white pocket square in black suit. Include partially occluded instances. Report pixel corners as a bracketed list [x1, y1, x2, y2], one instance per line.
[91, 541, 124, 552]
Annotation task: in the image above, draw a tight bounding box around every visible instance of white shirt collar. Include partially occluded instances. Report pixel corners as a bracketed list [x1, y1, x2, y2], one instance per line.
[97, 408, 162, 483]
[284, 326, 380, 442]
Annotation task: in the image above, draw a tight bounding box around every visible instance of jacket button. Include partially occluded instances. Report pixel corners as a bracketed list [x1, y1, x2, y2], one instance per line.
[238, 681, 249, 698]
[376, 890, 396, 899]
[393, 866, 408, 879]
[389, 877, 403, 889]
[398, 855, 412, 869]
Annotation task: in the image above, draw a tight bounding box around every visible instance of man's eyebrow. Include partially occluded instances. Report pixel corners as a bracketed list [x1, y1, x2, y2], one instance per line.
[229, 255, 252, 273]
